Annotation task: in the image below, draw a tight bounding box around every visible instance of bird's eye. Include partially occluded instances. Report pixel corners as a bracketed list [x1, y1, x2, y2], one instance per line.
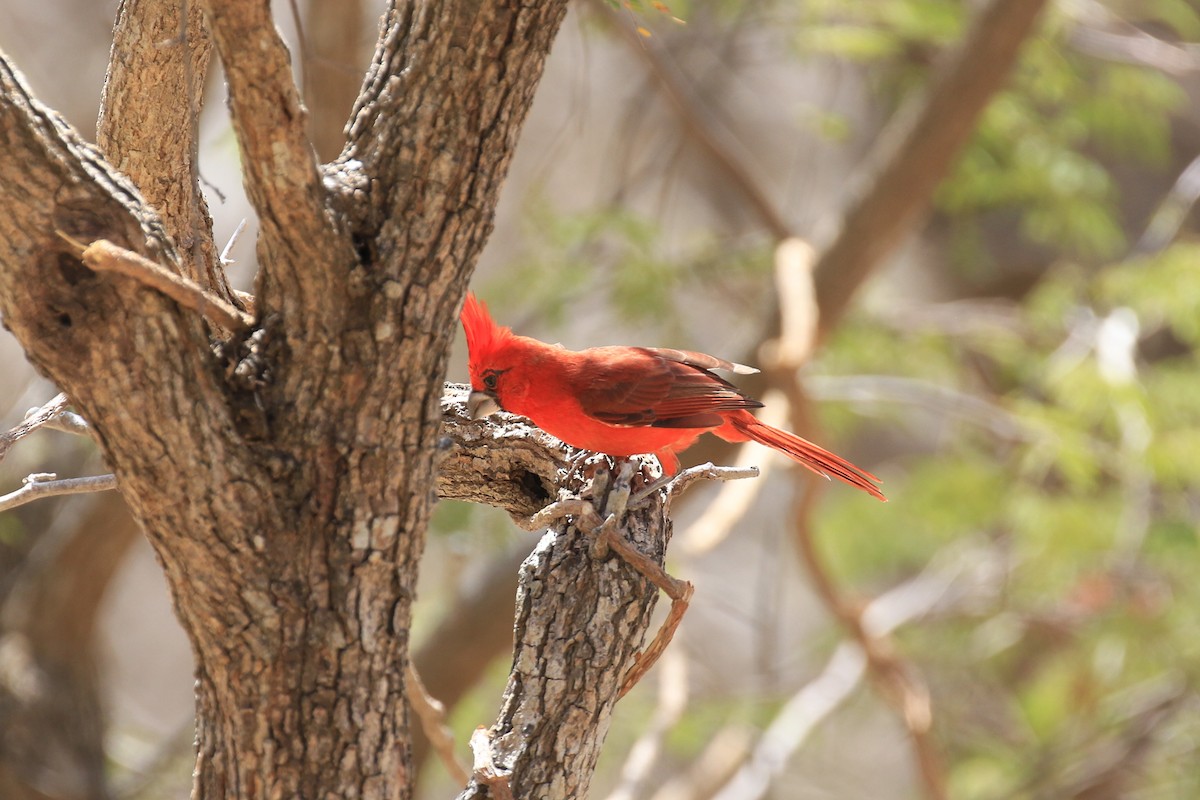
[483, 372, 499, 390]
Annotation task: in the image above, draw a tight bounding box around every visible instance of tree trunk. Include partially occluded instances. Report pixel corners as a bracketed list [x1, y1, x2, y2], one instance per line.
[0, 1, 623, 797]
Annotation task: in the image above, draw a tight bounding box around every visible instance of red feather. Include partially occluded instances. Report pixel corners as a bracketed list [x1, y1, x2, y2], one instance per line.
[461, 293, 885, 501]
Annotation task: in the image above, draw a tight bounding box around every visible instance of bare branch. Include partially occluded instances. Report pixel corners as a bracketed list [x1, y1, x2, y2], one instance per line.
[629, 462, 760, 506]
[40, 410, 91, 438]
[0, 394, 69, 462]
[65, 236, 252, 333]
[0, 473, 118, 513]
[198, 0, 352, 328]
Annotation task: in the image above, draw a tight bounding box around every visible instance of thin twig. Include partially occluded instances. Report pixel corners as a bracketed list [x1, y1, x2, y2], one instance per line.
[405, 662, 469, 785]
[41, 410, 92, 437]
[56, 234, 253, 333]
[618, 578, 693, 698]
[629, 462, 760, 506]
[220, 218, 249, 265]
[469, 728, 515, 800]
[0, 473, 118, 513]
[0, 393, 69, 461]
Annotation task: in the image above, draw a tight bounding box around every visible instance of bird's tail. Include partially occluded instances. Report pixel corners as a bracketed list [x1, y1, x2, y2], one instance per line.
[721, 411, 886, 501]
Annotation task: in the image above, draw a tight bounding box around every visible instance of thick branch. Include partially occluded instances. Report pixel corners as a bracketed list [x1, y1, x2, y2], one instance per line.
[438, 385, 574, 519]
[0, 53, 229, 448]
[343, 0, 571, 289]
[813, 0, 1049, 337]
[99, 0, 232, 302]
[457, 462, 670, 800]
[199, 0, 354, 332]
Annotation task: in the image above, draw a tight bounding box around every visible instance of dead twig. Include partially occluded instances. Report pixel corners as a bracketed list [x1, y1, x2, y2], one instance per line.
[0, 393, 69, 461]
[56, 234, 253, 333]
[0, 473, 118, 513]
[469, 728, 514, 800]
[629, 462, 760, 506]
[405, 662, 469, 785]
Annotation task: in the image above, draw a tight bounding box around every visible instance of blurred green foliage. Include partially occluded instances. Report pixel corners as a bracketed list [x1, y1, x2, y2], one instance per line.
[817, 242, 1200, 796]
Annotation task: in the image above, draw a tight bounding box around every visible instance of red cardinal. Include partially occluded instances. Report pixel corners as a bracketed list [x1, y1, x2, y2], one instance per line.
[461, 293, 885, 501]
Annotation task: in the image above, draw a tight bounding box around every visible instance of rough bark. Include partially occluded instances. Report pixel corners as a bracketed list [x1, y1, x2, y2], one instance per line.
[98, 0, 231, 303]
[0, 1, 579, 798]
[451, 456, 670, 800]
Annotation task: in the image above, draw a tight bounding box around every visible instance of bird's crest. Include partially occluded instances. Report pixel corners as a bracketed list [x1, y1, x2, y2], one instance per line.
[461, 292, 513, 365]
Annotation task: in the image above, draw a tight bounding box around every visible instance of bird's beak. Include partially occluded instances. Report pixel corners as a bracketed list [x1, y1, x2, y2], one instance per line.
[467, 391, 501, 420]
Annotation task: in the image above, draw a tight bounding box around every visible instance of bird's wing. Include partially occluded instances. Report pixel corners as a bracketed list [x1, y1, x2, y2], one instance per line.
[640, 347, 759, 375]
[575, 347, 763, 428]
